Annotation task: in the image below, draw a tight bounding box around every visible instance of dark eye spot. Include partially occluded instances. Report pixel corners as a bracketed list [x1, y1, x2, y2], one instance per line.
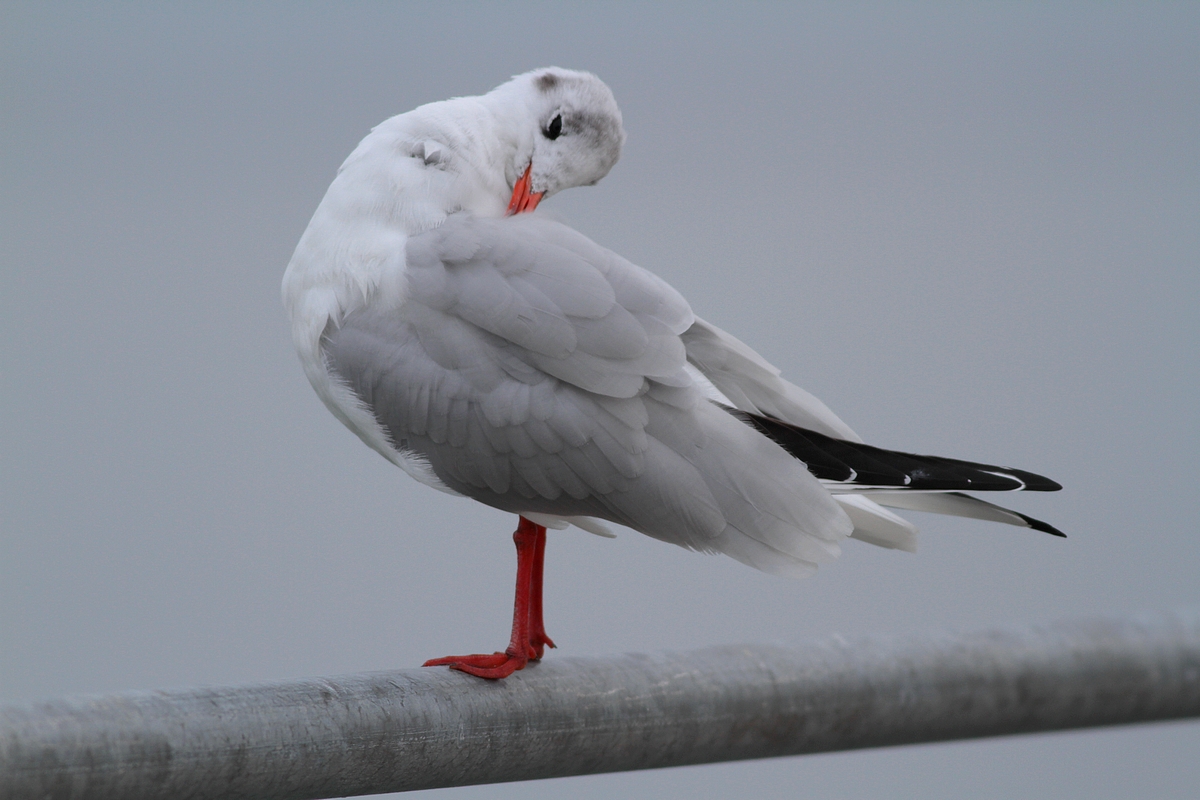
[543, 114, 563, 140]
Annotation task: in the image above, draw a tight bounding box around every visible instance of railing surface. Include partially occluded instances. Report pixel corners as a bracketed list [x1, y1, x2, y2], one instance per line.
[3, 612, 1199, 800]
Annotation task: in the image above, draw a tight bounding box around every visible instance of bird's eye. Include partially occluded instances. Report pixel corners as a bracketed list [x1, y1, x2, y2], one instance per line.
[543, 114, 563, 140]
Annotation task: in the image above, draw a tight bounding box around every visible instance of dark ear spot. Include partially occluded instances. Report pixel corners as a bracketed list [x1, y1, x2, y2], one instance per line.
[536, 72, 559, 92]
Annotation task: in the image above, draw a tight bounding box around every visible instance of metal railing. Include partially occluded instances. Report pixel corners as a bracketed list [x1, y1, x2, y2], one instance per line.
[3, 611, 1199, 800]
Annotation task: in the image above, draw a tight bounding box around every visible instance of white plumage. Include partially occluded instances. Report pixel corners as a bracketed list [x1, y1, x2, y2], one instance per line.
[283, 68, 1060, 676]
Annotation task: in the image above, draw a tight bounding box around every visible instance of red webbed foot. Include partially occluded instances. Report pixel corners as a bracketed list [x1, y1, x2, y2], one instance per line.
[421, 517, 554, 680]
[422, 652, 508, 669]
[422, 650, 529, 679]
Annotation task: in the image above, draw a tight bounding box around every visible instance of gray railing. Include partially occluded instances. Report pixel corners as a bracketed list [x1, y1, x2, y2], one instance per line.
[3, 612, 1199, 800]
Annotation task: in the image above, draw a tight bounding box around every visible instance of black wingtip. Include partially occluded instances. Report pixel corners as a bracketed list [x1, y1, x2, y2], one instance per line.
[1018, 512, 1067, 538]
[1010, 471, 1063, 492]
[734, 409, 1066, 494]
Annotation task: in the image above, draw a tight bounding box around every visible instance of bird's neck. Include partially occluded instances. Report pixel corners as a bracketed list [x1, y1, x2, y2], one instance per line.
[281, 92, 537, 390]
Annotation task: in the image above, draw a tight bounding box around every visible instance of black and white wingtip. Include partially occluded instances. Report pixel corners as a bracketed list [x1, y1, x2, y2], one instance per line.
[1011, 508, 1067, 538]
[734, 410, 1062, 494]
[864, 490, 1066, 539]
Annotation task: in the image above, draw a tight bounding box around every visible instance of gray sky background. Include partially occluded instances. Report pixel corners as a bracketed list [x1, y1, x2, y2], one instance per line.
[3, 3, 1198, 798]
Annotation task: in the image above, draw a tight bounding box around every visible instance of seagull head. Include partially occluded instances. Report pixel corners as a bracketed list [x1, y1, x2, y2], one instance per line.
[323, 69, 624, 234]
[487, 68, 626, 215]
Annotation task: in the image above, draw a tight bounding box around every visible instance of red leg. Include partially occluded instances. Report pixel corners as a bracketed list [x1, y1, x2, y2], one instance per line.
[529, 521, 555, 659]
[422, 516, 553, 679]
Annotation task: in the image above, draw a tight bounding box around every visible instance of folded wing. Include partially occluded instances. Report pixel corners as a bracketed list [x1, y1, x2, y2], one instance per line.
[323, 213, 854, 576]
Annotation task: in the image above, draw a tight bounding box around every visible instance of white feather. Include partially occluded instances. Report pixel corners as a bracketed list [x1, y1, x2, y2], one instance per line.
[835, 494, 919, 553]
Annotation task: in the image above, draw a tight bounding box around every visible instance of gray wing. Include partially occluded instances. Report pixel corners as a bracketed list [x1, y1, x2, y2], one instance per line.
[681, 317, 861, 442]
[323, 213, 851, 576]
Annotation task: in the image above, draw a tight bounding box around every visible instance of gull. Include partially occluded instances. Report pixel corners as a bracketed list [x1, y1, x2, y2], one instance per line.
[283, 68, 1062, 679]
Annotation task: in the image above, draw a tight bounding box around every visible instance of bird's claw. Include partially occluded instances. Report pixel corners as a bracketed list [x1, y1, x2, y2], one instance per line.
[530, 632, 556, 660]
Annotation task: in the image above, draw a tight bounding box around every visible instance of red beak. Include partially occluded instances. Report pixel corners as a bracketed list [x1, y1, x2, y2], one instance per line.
[506, 164, 544, 215]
